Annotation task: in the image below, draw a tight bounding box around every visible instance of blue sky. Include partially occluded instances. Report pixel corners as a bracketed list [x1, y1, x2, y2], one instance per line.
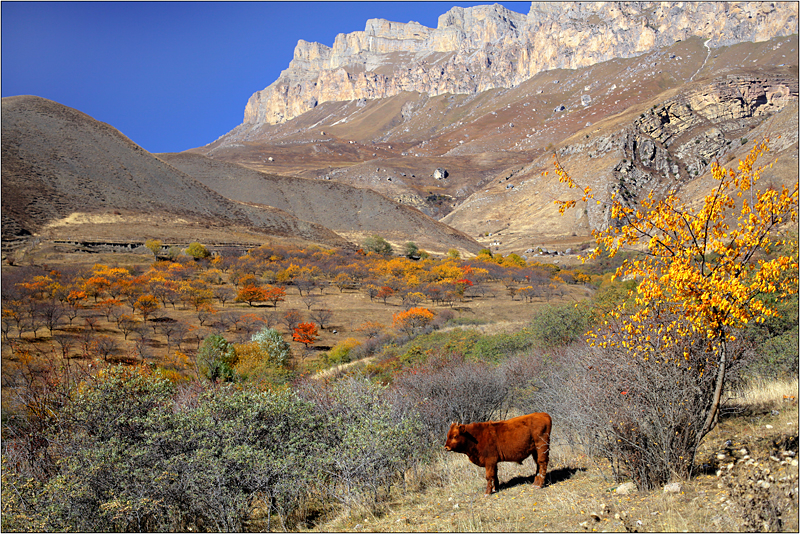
[2, 1, 530, 153]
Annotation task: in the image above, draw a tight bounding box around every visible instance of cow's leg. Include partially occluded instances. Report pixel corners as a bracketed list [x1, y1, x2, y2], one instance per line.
[533, 439, 549, 488]
[484, 461, 499, 495]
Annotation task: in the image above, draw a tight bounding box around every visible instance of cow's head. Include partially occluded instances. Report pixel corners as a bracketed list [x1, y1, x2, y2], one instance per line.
[444, 421, 473, 452]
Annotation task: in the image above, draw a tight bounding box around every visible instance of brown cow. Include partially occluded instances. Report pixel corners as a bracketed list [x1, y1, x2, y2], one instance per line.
[444, 412, 551, 495]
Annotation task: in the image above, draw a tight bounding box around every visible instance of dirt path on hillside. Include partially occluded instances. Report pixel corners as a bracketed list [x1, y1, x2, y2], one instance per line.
[313, 356, 376, 379]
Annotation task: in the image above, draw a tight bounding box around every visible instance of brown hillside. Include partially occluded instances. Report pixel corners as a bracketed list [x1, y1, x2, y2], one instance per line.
[158, 152, 482, 255]
[1, 95, 352, 253]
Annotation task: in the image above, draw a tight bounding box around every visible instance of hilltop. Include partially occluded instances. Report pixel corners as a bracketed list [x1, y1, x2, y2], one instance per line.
[1, 96, 480, 259]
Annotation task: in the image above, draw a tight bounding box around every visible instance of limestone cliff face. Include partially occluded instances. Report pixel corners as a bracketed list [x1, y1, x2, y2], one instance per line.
[243, 2, 798, 126]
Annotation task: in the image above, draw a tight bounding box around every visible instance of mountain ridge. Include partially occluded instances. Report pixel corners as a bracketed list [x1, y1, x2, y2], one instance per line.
[240, 1, 797, 127]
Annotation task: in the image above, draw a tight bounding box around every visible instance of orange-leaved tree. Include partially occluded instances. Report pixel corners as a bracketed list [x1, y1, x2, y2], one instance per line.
[235, 285, 269, 307]
[393, 307, 435, 336]
[553, 138, 798, 481]
[133, 294, 160, 323]
[292, 322, 319, 348]
[264, 286, 286, 308]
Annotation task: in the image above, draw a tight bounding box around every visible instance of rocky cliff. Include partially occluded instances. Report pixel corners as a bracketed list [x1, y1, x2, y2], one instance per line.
[242, 1, 798, 126]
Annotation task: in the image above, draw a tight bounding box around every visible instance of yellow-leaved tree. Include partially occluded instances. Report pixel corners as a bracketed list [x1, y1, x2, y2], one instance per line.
[553, 138, 798, 486]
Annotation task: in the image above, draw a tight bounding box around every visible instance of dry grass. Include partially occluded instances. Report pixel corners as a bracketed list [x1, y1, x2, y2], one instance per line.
[731, 376, 799, 410]
[307, 377, 799, 532]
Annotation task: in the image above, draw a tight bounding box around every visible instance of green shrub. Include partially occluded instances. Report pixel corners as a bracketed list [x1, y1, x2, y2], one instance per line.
[4, 368, 326, 532]
[466, 330, 537, 362]
[185, 242, 211, 260]
[530, 303, 590, 346]
[742, 295, 799, 379]
[251, 327, 291, 367]
[403, 242, 420, 259]
[299, 377, 427, 506]
[363, 235, 393, 256]
[445, 316, 490, 327]
[197, 334, 238, 382]
[186, 242, 211, 260]
[8, 366, 176, 532]
[327, 337, 360, 365]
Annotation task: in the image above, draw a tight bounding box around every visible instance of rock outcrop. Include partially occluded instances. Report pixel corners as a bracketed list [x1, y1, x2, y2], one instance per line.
[553, 71, 798, 232]
[242, 2, 798, 126]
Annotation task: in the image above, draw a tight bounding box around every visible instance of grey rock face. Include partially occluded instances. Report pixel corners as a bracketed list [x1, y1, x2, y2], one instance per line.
[242, 2, 797, 126]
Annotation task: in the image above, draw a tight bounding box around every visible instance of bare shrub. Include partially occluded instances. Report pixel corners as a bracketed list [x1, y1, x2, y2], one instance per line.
[536, 334, 754, 490]
[348, 333, 393, 361]
[391, 352, 509, 441]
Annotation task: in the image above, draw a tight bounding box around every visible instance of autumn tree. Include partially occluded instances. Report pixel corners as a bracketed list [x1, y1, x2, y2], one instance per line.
[133, 294, 160, 323]
[553, 138, 798, 486]
[185, 242, 211, 261]
[392, 307, 435, 336]
[82, 276, 110, 302]
[179, 281, 213, 311]
[376, 285, 395, 305]
[64, 290, 87, 325]
[145, 239, 162, 258]
[292, 322, 319, 348]
[333, 272, 355, 293]
[264, 286, 287, 308]
[150, 279, 179, 309]
[200, 268, 224, 285]
[235, 285, 269, 307]
[237, 273, 261, 288]
[96, 298, 123, 321]
[356, 320, 384, 339]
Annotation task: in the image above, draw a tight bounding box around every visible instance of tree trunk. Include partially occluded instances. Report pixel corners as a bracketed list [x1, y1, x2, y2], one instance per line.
[699, 336, 727, 443]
